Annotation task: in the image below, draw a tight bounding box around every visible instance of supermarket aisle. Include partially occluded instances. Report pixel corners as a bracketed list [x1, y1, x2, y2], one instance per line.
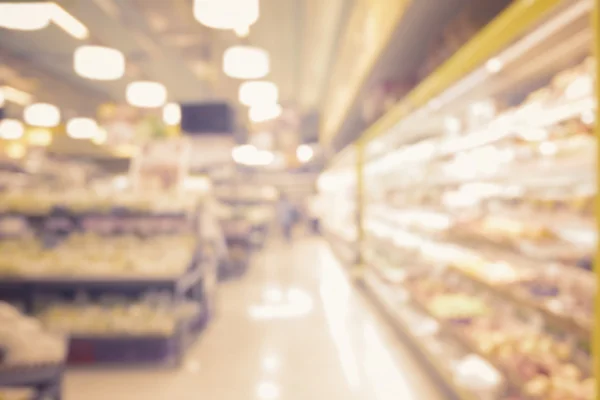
[65, 238, 445, 400]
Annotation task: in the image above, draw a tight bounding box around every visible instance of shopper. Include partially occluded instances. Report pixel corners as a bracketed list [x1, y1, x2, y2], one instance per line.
[276, 194, 295, 242]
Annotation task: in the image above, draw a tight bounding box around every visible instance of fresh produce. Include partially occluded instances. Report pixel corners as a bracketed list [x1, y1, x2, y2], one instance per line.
[38, 300, 199, 336]
[0, 234, 197, 278]
[0, 302, 65, 365]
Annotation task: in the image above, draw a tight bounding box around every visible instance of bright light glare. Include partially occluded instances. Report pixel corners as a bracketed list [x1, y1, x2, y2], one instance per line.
[1, 86, 33, 106]
[194, 0, 259, 30]
[518, 127, 548, 142]
[296, 144, 314, 163]
[565, 75, 593, 100]
[0, 119, 25, 140]
[539, 141, 557, 156]
[24, 103, 61, 128]
[49, 3, 89, 39]
[0, 3, 52, 31]
[249, 104, 282, 123]
[66, 117, 98, 139]
[126, 81, 167, 108]
[485, 58, 503, 73]
[232, 144, 274, 166]
[256, 381, 280, 400]
[223, 46, 270, 79]
[74, 45, 125, 80]
[238, 81, 278, 107]
[163, 102, 181, 125]
[581, 110, 595, 125]
[444, 116, 461, 135]
[262, 354, 280, 372]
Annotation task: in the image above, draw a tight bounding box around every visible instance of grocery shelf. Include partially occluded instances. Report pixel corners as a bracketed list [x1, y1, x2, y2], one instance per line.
[362, 270, 485, 400]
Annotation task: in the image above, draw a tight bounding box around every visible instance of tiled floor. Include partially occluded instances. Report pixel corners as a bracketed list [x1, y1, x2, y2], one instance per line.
[65, 238, 445, 400]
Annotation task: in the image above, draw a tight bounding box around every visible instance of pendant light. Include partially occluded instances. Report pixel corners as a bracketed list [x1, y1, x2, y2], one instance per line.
[249, 103, 282, 123]
[74, 46, 125, 81]
[126, 81, 167, 108]
[24, 103, 61, 128]
[223, 46, 269, 79]
[194, 0, 259, 30]
[239, 81, 278, 107]
[0, 119, 25, 140]
[67, 117, 99, 139]
[0, 3, 52, 31]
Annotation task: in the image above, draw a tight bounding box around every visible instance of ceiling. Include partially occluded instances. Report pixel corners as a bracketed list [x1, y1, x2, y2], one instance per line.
[0, 0, 352, 137]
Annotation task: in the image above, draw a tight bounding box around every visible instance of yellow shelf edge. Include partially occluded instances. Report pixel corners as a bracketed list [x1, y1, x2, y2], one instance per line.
[357, 0, 564, 146]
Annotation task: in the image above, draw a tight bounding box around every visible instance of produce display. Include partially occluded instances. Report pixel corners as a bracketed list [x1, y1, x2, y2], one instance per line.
[0, 190, 197, 215]
[38, 299, 199, 336]
[0, 303, 65, 365]
[343, 24, 597, 400]
[0, 234, 197, 279]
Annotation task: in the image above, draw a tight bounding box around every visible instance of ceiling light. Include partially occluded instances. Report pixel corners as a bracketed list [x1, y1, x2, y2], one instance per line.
[67, 117, 98, 139]
[194, 0, 259, 30]
[24, 103, 61, 128]
[485, 58, 503, 73]
[0, 3, 52, 31]
[163, 103, 181, 125]
[126, 81, 167, 108]
[1, 86, 33, 106]
[232, 144, 274, 166]
[0, 119, 25, 140]
[296, 144, 314, 163]
[74, 45, 125, 81]
[49, 3, 89, 39]
[239, 81, 278, 107]
[223, 45, 269, 79]
[249, 104, 282, 123]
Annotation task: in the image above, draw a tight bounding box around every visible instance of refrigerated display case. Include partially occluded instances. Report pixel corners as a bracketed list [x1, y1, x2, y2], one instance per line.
[319, 0, 599, 398]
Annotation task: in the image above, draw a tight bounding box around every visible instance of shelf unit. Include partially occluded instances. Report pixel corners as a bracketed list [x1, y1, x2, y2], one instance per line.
[320, 0, 599, 398]
[0, 207, 216, 368]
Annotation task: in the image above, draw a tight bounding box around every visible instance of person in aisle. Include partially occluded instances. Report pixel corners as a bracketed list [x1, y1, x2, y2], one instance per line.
[276, 194, 295, 242]
[306, 195, 322, 235]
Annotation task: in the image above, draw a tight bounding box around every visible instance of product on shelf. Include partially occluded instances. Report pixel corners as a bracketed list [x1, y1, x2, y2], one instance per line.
[0, 303, 65, 365]
[0, 234, 197, 279]
[38, 299, 199, 337]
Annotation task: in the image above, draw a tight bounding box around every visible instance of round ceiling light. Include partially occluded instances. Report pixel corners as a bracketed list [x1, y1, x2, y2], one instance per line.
[163, 103, 181, 125]
[223, 46, 269, 79]
[239, 81, 278, 107]
[67, 117, 98, 139]
[24, 103, 61, 128]
[249, 103, 282, 123]
[0, 3, 52, 31]
[126, 81, 167, 108]
[194, 0, 259, 30]
[0, 119, 25, 140]
[74, 45, 125, 81]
